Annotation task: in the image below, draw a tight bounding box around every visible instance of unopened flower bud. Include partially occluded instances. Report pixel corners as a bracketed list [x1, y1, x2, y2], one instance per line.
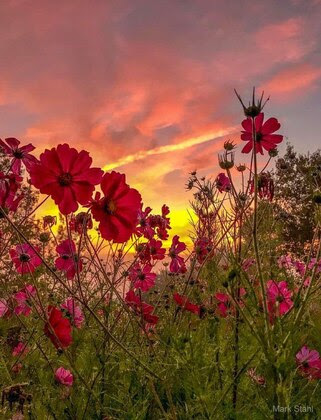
[39, 232, 50, 243]
[268, 148, 278, 158]
[236, 164, 246, 172]
[224, 140, 236, 151]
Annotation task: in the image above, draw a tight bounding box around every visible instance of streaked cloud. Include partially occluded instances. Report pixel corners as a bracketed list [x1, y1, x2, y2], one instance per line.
[0, 0, 320, 242]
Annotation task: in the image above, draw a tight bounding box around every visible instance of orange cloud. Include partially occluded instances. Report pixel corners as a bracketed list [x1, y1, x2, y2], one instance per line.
[262, 64, 321, 98]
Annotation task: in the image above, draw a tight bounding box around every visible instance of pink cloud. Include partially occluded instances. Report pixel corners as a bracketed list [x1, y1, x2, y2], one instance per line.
[262, 64, 321, 99]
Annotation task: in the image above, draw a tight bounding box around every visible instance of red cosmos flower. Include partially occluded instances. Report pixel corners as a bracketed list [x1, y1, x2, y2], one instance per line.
[296, 346, 321, 380]
[44, 306, 72, 349]
[215, 173, 231, 193]
[0, 172, 23, 214]
[266, 280, 293, 319]
[125, 290, 159, 325]
[173, 293, 200, 316]
[241, 113, 283, 154]
[138, 238, 166, 263]
[10, 244, 42, 274]
[129, 263, 156, 292]
[149, 205, 171, 240]
[55, 239, 82, 280]
[0, 137, 38, 174]
[136, 206, 154, 239]
[90, 171, 142, 243]
[169, 235, 186, 274]
[29, 144, 103, 215]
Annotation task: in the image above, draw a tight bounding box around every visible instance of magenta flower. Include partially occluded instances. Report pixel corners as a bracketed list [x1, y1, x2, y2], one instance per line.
[0, 137, 37, 174]
[14, 285, 36, 316]
[266, 280, 293, 319]
[61, 298, 84, 328]
[125, 290, 159, 325]
[242, 258, 255, 272]
[55, 239, 82, 280]
[136, 206, 154, 239]
[0, 172, 24, 213]
[138, 238, 166, 263]
[169, 235, 186, 274]
[296, 346, 321, 380]
[55, 367, 73, 387]
[148, 239, 166, 261]
[0, 299, 9, 318]
[10, 244, 42, 274]
[173, 293, 200, 316]
[308, 258, 321, 274]
[130, 263, 156, 292]
[215, 173, 231, 193]
[214, 288, 246, 318]
[214, 292, 230, 318]
[12, 342, 29, 357]
[278, 255, 292, 269]
[241, 113, 283, 154]
[194, 237, 212, 264]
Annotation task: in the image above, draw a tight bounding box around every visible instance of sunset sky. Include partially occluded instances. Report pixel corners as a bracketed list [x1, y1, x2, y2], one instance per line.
[0, 0, 320, 242]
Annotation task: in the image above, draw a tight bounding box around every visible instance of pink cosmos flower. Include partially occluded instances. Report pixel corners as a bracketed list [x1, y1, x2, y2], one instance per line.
[266, 280, 293, 319]
[296, 346, 321, 380]
[55, 239, 83, 280]
[61, 298, 84, 328]
[242, 258, 255, 272]
[130, 263, 156, 292]
[0, 172, 24, 214]
[0, 298, 8, 317]
[308, 258, 321, 274]
[10, 244, 42, 274]
[12, 342, 29, 357]
[55, 367, 73, 387]
[215, 173, 231, 193]
[14, 285, 36, 316]
[169, 235, 186, 274]
[0, 137, 37, 174]
[241, 113, 283, 154]
[278, 255, 292, 269]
